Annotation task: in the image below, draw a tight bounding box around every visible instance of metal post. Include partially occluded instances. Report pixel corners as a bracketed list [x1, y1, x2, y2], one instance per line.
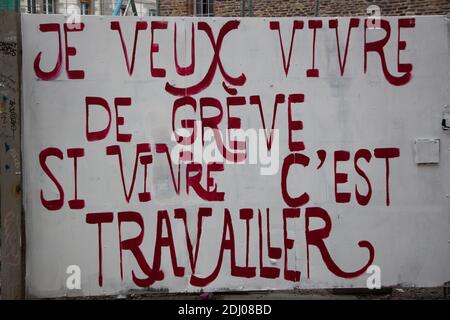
[0, 9, 25, 299]
[113, 0, 124, 15]
[129, 0, 138, 16]
[241, 0, 253, 17]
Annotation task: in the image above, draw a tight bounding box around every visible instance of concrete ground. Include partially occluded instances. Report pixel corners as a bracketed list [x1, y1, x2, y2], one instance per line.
[114, 287, 450, 300]
[1, 279, 448, 299]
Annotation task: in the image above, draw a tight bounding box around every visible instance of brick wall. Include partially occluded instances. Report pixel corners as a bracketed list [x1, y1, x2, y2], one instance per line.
[318, 0, 450, 16]
[159, 0, 193, 16]
[214, 0, 241, 16]
[251, 0, 316, 17]
[159, 0, 450, 16]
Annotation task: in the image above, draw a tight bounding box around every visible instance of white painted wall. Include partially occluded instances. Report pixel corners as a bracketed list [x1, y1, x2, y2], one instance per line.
[21, 14, 450, 298]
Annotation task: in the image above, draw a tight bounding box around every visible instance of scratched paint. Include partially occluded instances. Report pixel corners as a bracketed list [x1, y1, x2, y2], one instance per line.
[0, 12, 23, 300]
[20, 14, 450, 298]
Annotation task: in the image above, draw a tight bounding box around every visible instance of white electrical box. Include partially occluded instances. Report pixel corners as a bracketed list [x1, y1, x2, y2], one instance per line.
[413, 138, 440, 164]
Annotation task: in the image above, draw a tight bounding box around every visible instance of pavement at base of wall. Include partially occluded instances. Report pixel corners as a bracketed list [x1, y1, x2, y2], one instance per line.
[2, 283, 449, 300]
[53, 287, 449, 300]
